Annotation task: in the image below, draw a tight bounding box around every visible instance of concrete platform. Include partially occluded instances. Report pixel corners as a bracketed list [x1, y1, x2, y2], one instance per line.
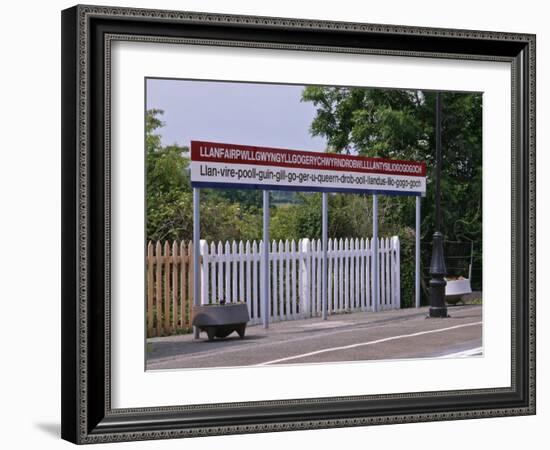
[146, 304, 482, 370]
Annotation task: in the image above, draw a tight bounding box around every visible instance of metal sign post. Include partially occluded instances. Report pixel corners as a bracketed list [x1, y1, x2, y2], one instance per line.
[193, 188, 201, 339]
[415, 196, 421, 308]
[372, 194, 379, 312]
[262, 190, 270, 328]
[321, 192, 328, 320]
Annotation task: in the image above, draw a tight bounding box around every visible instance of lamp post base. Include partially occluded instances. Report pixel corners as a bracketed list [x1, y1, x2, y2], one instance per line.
[428, 231, 448, 318]
[428, 280, 448, 318]
[428, 306, 449, 318]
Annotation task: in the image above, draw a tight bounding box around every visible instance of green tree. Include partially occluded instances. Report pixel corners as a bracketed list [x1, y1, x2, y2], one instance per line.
[301, 87, 482, 240]
[146, 109, 264, 242]
[146, 109, 192, 241]
[301, 87, 483, 304]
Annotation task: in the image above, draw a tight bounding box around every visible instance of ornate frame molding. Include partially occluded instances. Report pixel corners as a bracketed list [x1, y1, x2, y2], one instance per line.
[61, 5, 536, 444]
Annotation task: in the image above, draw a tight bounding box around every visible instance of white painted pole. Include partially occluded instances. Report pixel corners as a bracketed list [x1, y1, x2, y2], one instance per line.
[262, 190, 270, 328]
[322, 192, 328, 320]
[193, 188, 201, 339]
[300, 238, 310, 318]
[415, 196, 421, 308]
[372, 195, 379, 312]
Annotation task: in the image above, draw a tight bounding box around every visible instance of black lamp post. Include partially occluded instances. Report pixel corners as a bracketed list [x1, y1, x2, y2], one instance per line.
[428, 92, 448, 318]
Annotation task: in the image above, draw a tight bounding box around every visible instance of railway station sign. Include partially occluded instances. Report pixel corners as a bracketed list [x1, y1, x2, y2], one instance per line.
[190, 140, 426, 196]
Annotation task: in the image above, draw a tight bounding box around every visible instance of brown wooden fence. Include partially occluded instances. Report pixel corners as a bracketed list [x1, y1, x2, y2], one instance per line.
[147, 240, 193, 338]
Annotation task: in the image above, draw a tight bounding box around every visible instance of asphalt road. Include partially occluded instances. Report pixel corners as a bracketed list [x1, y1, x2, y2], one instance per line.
[146, 305, 482, 370]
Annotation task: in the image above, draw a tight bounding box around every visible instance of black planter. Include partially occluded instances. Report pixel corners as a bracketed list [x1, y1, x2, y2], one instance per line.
[192, 302, 250, 341]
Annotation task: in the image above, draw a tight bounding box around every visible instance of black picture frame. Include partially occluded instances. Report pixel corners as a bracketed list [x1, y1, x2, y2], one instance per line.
[61, 4, 536, 444]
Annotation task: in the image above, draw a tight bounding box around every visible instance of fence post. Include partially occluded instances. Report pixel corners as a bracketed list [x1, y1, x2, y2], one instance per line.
[385, 237, 390, 310]
[163, 241, 171, 335]
[188, 242, 193, 327]
[200, 240, 208, 305]
[300, 238, 311, 318]
[394, 236, 401, 309]
[179, 241, 188, 328]
[239, 241, 245, 304]
[147, 242, 154, 337]
[415, 196, 421, 308]
[365, 238, 371, 311]
[225, 241, 231, 304]
[391, 237, 397, 309]
[290, 240, 297, 319]
[370, 237, 377, 313]
[155, 241, 162, 336]
[252, 241, 259, 323]
[379, 238, 385, 310]
[328, 238, 333, 315]
[171, 241, 179, 332]
[344, 238, 349, 311]
[245, 241, 252, 322]
[271, 240, 278, 319]
[232, 241, 238, 303]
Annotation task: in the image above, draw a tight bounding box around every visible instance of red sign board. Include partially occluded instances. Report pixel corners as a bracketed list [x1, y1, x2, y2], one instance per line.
[190, 141, 426, 196]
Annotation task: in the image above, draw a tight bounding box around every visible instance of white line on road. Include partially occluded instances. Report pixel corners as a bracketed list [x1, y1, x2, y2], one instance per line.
[438, 346, 483, 358]
[255, 321, 482, 366]
[148, 320, 412, 366]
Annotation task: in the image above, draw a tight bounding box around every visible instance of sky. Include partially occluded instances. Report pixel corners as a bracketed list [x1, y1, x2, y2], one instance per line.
[146, 78, 328, 151]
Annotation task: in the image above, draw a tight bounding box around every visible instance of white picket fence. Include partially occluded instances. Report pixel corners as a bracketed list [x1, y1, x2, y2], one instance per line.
[199, 236, 400, 325]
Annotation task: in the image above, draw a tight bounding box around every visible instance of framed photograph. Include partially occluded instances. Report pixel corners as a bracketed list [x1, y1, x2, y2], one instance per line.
[61, 4, 536, 444]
